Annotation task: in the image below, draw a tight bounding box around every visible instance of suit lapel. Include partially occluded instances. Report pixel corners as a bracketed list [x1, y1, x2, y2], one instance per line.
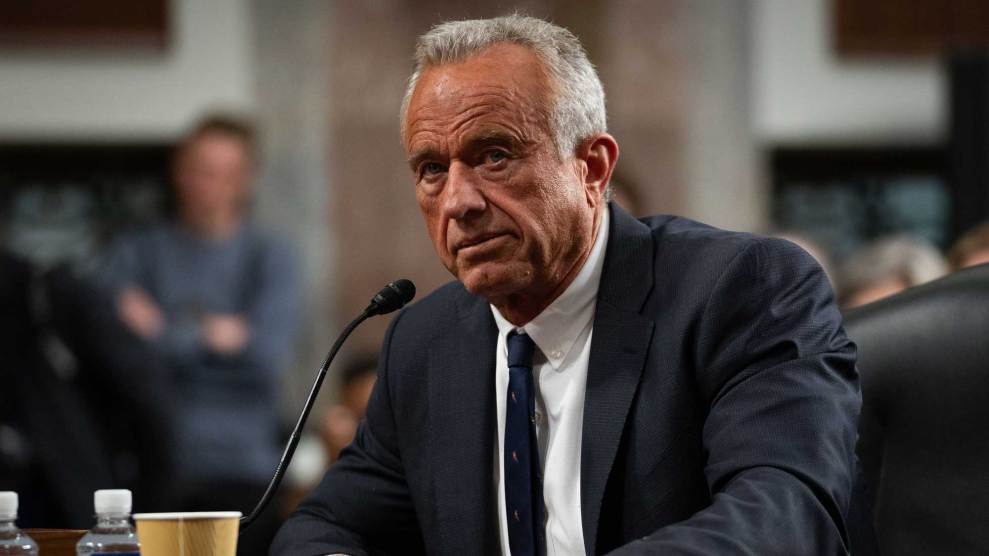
[581, 204, 656, 554]
[429, 292, 500, 554]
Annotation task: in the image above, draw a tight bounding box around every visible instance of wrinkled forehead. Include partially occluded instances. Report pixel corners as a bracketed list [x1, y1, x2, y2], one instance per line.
[403, 43, 555, 149]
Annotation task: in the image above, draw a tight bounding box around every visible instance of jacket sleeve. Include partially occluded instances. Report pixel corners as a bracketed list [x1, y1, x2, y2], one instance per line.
[270, 309, 425, 556]
[611, 238, 860, 555]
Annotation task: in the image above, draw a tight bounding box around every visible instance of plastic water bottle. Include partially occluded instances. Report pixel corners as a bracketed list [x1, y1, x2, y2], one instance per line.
[0, 492, 37, 556]
[76, 490, 140, 555]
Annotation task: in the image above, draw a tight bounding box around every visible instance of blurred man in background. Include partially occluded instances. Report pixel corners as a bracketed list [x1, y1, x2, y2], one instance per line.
[99, 114, 299, 555]
[948, 221, 989, 270]
[838, 235, 948, 309]
[278, 355, 379, 519]
[320, 355, 378, 464]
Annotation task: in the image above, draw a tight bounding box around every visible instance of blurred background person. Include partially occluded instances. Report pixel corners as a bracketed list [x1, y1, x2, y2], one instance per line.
[319, 355, 378, 464]
[277, 355, 379, 519]
[838, 235, 948, 310]
[97, 114, 300, 555]
[948, 221, 989, 270]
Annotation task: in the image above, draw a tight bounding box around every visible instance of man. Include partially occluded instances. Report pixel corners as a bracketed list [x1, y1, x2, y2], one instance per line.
[274, 15, 859, 555]
[100, 115, 299, 555]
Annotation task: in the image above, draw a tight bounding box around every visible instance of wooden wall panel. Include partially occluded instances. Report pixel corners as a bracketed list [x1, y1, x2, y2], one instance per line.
[0, 0, 168, 49]
[834, 0, 989, 57]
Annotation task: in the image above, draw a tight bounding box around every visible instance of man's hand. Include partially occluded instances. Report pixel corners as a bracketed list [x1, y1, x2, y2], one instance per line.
[117, 287, 164, 339]
[202, 314, 250, 355]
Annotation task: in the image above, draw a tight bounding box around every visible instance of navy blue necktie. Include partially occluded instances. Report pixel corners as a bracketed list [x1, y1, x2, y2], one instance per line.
[504, 331, 545, 556]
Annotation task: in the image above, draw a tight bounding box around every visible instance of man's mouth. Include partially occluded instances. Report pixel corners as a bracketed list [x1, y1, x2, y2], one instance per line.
[454, 233, 510, 254]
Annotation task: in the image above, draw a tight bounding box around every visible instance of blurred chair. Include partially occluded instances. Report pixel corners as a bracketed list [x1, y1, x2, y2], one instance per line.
[845, 263, 989, 555]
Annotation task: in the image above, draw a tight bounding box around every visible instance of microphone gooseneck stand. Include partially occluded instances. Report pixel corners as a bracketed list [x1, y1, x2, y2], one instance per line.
[240, 279, 415, 530]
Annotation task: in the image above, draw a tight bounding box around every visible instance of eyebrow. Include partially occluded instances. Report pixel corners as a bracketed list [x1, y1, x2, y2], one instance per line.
[471, 130, 524, 149]
[407, 130, 528, 171]
[458, 132, 522, 161]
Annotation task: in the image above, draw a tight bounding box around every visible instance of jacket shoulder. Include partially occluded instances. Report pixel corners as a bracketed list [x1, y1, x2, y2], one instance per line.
[384, 280, 480, 352]
[630, 214, 824, 314]
[640, 214, 813, 273]
[399, 280, 472, 324]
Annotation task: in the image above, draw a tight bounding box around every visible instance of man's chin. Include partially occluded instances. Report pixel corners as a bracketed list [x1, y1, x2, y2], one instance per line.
[457, 266, 529, 302]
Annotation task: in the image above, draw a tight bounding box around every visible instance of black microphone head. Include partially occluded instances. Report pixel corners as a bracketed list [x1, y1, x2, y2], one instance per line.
[367, 279, 416, 316]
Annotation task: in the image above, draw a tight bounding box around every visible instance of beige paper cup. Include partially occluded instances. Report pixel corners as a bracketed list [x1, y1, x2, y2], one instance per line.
[134, 511, 241, 556]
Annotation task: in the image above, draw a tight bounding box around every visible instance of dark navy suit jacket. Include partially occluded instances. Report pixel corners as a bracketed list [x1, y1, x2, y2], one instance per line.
[272, 204, 860, 555]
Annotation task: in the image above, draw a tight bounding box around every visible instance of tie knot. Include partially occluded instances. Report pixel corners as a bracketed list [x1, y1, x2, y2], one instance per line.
[507, 331, 536, 368]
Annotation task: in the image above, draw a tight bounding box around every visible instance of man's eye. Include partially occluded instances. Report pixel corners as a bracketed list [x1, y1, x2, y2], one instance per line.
[420, 162, 445, 176]
[484, 150, 508, 164]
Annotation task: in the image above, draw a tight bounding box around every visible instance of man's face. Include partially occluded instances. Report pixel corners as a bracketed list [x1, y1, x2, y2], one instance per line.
[404, 44, 601, 305]
[174, 132, 252, 219]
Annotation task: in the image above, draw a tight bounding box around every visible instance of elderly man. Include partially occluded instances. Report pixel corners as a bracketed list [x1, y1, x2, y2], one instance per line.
[274, 15, 859, 555]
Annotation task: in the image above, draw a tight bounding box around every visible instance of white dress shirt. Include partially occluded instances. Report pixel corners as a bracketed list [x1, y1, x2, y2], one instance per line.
[491, 209, 610, 556]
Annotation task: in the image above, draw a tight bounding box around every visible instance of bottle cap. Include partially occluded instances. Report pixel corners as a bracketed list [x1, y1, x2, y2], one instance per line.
[94, 489, 132, 515]
[0, 492, 17, 518]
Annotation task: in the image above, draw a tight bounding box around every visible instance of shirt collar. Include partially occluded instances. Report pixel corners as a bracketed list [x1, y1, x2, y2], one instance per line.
[491, 208, 610, 371]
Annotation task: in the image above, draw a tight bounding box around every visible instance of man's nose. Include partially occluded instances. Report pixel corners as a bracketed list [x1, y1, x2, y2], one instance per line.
[442, 161, 487, 220]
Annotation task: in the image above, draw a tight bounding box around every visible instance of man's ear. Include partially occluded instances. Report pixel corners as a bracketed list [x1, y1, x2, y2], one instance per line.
[575, 133, 619, 208]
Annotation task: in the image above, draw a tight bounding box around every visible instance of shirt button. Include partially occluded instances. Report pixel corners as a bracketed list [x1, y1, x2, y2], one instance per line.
[551, 349, 563, 359]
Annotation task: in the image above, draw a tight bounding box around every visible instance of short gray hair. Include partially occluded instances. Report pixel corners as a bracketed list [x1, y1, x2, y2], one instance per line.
[400, 14, 607, 158]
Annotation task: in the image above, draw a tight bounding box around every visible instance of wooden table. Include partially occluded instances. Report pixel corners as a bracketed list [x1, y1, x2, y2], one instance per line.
[25, 529, 86, 556]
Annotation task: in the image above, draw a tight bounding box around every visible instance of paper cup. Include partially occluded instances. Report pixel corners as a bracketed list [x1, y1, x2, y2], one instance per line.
[134, 511, 241, 556]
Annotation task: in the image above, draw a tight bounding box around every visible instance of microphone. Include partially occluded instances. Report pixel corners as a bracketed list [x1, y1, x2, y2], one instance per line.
[240, 279, 416, 530]
[365, 279, 416, 316]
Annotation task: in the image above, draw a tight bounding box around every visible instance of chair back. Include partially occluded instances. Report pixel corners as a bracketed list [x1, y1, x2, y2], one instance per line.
[845, 263, 989, 555]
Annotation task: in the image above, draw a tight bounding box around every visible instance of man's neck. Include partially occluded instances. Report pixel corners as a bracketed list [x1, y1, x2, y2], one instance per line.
[493, 207, 605, 326]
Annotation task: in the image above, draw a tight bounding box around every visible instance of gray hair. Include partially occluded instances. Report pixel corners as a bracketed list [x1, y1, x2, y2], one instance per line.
[400, 14, 607, 158]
